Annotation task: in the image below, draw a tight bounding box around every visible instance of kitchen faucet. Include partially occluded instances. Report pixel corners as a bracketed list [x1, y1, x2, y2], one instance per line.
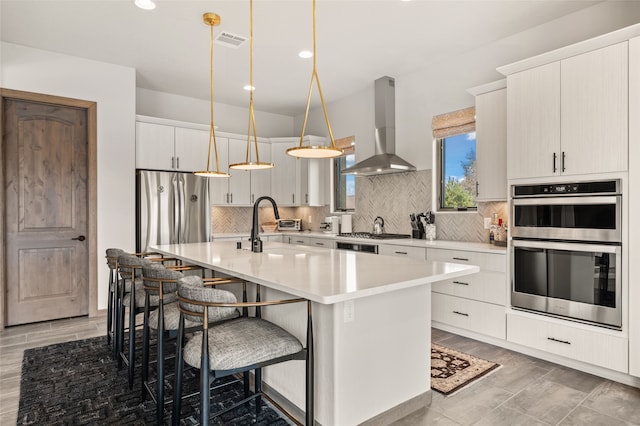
[250, 196, 280, 253]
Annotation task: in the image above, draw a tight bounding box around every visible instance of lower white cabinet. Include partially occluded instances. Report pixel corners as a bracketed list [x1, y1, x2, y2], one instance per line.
[429, 248, 507, 339]
[432, 293, 506, 339]
[378, 244, 426, 260]
[287, 235, 310, 246]
[507, 312, 628, 373]
[306, 237, 335, 248]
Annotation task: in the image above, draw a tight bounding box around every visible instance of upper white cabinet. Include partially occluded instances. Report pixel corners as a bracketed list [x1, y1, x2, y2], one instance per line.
[505, 42, 628, 179]
[136, 121, 210, 172]
[250, 141, 272, 204]
[270, 137, 329, 207]
[210, 137, 252, 206]
[468, 81, 507, 200]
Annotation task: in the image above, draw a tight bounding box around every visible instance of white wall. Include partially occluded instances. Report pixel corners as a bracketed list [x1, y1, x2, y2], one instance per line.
[298, 1, 640, 171]
[137, 87, 294, 137]
[1, 42, 136, 311]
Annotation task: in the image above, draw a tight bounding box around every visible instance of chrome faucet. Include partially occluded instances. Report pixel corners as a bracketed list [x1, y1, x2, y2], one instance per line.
[250, 196, 280, 253]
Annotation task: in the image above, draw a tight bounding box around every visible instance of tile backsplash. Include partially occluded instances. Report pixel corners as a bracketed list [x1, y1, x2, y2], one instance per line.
[212, 169, 507, 243]
[353, 170, 508, 243]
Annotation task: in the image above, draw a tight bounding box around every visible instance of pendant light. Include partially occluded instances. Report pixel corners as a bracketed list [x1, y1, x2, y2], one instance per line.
[286, 0, 343, 159]
[229, 0, 274, 170]
[194, 13, 231, 178]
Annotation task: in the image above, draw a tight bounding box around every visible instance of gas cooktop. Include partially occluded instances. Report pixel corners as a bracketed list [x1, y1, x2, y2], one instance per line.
[338, 232, 412, 240]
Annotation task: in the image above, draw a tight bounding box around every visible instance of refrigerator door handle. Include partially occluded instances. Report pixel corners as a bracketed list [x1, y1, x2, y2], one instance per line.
[175, 173, 185, 244]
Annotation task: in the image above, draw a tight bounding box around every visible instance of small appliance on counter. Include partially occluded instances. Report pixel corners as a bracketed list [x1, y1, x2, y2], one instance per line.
[320, 216, 340, 234]
[276, 218, 301, 231]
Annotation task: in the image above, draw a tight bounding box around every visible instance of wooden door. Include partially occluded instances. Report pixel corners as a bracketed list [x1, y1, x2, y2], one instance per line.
[3, 97, 89, 325]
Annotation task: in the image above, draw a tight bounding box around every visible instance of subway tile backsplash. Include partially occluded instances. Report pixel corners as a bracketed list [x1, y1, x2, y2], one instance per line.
[212, 169, 507, 243]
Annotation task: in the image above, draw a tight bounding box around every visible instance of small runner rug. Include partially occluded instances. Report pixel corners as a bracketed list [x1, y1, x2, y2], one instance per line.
[431, 343, 500, 396]
[17, 334, 290, 425]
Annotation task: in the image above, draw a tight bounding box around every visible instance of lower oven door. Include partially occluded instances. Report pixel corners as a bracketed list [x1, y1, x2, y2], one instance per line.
[511, 239, 621, 328]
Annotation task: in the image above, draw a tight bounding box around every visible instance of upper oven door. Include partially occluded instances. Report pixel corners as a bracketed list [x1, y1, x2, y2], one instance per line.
[511, 195, 621, 242]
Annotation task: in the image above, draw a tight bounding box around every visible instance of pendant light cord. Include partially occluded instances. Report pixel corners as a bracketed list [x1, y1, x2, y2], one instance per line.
[209, 21, 222, 173]
[246, 0, 260, 163]
[298, 0, 337, 149]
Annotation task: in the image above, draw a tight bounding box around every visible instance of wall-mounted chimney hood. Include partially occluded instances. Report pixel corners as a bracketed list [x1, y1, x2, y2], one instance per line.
[341, 76, 416, 176]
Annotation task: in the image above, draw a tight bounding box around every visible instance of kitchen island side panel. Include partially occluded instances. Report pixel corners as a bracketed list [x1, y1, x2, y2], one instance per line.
[261, 285, 431, 425]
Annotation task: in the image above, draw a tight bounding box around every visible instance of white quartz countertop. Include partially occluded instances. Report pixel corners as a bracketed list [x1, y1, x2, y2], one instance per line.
[152, 241, 480, 304]
[213, 231, 507, 254]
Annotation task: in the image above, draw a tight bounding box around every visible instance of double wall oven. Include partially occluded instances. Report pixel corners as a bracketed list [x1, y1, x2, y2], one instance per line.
[510, 180, 622, 329]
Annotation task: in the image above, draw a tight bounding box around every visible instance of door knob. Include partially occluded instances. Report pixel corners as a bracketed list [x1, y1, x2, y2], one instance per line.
[71, 235, 86, 241]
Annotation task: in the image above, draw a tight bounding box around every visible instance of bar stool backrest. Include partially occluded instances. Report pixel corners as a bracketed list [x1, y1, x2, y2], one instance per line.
[118, 253, 152, 278]
[177, 276, 239, 323]
[106, 248, 125, 269]
[142, 264, 182, 295]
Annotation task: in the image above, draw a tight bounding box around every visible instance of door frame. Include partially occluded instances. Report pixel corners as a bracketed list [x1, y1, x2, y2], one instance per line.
[0, 88, 98, 329]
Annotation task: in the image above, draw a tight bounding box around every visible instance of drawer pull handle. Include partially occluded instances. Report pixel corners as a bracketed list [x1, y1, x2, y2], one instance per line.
[452, 257, 469, 262]
[395, 251, 408, 255]
[453, 311, 469, 317]
[315, 242, 324, 246]
[547, 337, 571, 345]
[452, 281, 469, 286]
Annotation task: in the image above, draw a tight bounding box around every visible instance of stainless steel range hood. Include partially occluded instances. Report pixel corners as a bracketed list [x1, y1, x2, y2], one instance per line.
[341, 76, 416, 176]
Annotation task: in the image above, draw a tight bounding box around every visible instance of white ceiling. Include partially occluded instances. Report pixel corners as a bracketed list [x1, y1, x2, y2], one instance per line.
[1, 0, 601, 116]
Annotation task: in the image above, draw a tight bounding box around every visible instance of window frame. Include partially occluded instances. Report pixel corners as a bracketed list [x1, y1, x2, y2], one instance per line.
[331, 153, 356, 213]
[436, 132, 478, 212]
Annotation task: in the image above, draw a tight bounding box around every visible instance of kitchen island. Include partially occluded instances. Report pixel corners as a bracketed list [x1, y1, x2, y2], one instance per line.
[152, 241, 479, 425]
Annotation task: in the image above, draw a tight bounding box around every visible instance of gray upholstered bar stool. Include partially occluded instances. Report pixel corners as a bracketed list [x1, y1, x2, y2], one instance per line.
[141, 266, 245, 423]
[117, 252, 175, 388]
[172, 276, 314, 426]
[105, 248, 125, 351]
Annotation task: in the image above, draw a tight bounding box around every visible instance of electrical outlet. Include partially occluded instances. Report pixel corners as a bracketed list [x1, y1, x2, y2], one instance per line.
[344, 300, 355, 323]
[484, 217, 491, 229]
[308, 215, 312, 223]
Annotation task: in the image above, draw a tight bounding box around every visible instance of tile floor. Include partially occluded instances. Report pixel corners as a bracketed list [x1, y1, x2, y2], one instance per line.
[1, 317, 639, 425]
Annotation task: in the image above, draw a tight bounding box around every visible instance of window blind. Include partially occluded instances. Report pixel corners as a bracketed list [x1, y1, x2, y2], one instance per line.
[432, 106, 476, 139]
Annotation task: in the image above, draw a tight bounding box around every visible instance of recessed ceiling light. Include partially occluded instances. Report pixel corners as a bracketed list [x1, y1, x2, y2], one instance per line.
[134, 0, 156, 10]
[298, 50, 313, 59]
[243, 85, 255, 92]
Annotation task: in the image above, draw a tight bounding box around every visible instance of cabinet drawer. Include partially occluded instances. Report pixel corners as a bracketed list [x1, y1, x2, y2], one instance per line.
[432, 271, 506, 305]
[288, 236, 310, 245]
[307, 237, 335, 248]
[507, 313, 628, 373]
[427, 248, 505, 272]
[432, 293, 505, 339]
[378, 244, 426, 260]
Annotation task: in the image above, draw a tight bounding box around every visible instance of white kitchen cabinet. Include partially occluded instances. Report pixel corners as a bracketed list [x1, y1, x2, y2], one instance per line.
[506, 62, 560, 180]
[429, 247, 507, 339]
[506, 42, 628, 179]
[378, 244, 426, 260]
[432, 293, 506, 339]
[471, 83, 507, 200]
[507, 312, 628, 373]
[135, 120, 211, 172]
[209, 137, 252, 206]
[560, 42, 628, 176]
[286, 235, 310, 246]
[249, 141, 272, 204]
[270, 137, 329, 207]
[629, 35, 640, 378]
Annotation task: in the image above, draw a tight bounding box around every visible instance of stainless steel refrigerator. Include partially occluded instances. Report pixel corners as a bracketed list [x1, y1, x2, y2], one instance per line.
[136, 170, 211, 253]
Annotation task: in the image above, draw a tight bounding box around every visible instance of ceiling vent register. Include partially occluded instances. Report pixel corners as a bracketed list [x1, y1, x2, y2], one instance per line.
[215, 31, 248, 48]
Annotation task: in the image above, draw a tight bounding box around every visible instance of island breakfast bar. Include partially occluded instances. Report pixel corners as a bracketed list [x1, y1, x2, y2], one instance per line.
[152, 241, 479, 425]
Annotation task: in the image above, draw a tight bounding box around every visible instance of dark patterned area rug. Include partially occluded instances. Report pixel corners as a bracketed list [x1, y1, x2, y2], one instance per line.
[431, 343, 500, 396]
[17, 333, 291, 425]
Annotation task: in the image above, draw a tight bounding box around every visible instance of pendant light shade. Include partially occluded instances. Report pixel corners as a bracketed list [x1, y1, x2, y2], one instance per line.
[194, 12, 231, 178]
[229, 0, 274, 171]
[286, 0, 343, 159]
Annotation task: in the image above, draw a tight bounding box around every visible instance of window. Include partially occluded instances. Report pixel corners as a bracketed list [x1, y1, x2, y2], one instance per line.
[438, 132, 477, 210]
[334, 153, 356, 211]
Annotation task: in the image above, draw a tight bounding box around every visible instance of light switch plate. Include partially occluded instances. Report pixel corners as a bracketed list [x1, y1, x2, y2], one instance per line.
[483, 217, 491, 229]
